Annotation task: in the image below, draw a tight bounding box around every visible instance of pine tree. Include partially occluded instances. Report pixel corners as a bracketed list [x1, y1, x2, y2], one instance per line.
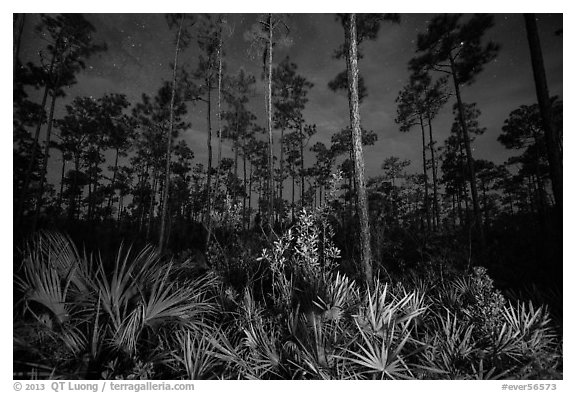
[411, 14, 499, 262]
[345, 14, 372, 286]
[17, 13, 106, 230]
[160, 13, 196, 252]
[524, 14, 562, 211]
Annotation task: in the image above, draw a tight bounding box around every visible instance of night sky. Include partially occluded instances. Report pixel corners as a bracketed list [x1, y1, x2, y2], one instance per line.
[17, 13, 563, 187]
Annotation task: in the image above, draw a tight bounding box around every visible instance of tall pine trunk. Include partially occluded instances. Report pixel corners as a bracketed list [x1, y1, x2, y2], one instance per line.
[291, 167, 295, 222]
[217, 26, 223, 173]
[278, 127, 285, 226]
[57, 154, 66, 211]
[242, 140, 247, 230]
[267, 13, 274, 229]
[346, 14, 373, 286]
[419, 115, 431, 232]
[159, 14, 184, 253]
[248, 161, 253, 229]
[449, 54, 486, 262]
[427, 114, 440, 230]
[147, 170, 157, 240]
[524, 14, 562, 211]
[106, 147, 120, 217]
[32, 90, 58, 232]
[299, 122, 305, 204]
[214, 26, 224, 204]
[205, 84, 213, 248]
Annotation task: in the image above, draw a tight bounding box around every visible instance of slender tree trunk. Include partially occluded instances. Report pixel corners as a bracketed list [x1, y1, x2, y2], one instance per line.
[106, 147, 120, 216]
[419, 115, 431, 232]
[214, 27, 224, 204]
[279, 127, 285, 204]
[234, 136, 239, 180]
[349, 144, 358, 208]
[87, 169, 92, 220]
[524, 14, 562, 211]
[205, 85, 214, 248]
[451, 193, 456, 229]
[68, 154, 80, 221]
[248, 161, 253, 229]
[159, 14, 184, 253]
[57, 154, 66, 211]
[346, 14, 373, 285]
[291, 169, 295, 222]
[267, 13, 274, 229]
[427, 114, 440, 230]
[257, 179, 262, 218]
[456, 187, 463, 226]
[532, 135, 547, 214]
[217, 25, 223, 172]
[147, 170, 157, 240]
[118, 195, 123, 222]
[32, 91, 57, 232]
[242, 141, 247, 230]
[449, 54, 486, 262]
[348, 173, 353, 221]
[299, 122, 305, 204]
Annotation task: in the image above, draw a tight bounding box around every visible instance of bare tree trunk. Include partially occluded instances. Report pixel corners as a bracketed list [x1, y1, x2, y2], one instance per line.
[419, 115, 431, 232]
[346, 14, 373, 286]
[118, 195, 123, 222]
[57, 153, 66, 211]
[267, 13, 274, 229]
[427, 114, 441, 230]
[106, 147, 120, 217]
[299, 122, 305, 204]
[449, 54, 486, 262]
[532, 134, 547, 214]
[159, 14, 184, 253]
[205, 84, 214, 248]
[68, 155, 80, 222]
[524, 14, 562, 211]
[291, 168, 295, 222]
[279, 127, 285, 205]
[248, 161, 253, 229]
[217, 24, 223, 172]
[32, 91, 57, 232]
[214, 25, 224, 204]
[147, 170, 157, 240]
[234, 135, 239, 179]
[242, 140, 247, 230]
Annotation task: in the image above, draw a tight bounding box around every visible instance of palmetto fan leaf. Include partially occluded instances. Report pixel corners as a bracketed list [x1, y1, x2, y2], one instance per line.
[15, 232, 92, 325]
[16, 257, 73, 325]
[335, 281, 426, 379]
[501, 301, 555, 353]
[339, 319, 414, 379]
[141, 265, 216, 328]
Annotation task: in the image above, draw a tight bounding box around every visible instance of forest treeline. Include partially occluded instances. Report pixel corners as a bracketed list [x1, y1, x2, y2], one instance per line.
[14, 13, 562, 295]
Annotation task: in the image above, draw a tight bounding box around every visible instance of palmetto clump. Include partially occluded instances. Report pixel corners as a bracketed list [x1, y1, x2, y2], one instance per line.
[14, 222, 561, 379]
[14, 232, 218, 378]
